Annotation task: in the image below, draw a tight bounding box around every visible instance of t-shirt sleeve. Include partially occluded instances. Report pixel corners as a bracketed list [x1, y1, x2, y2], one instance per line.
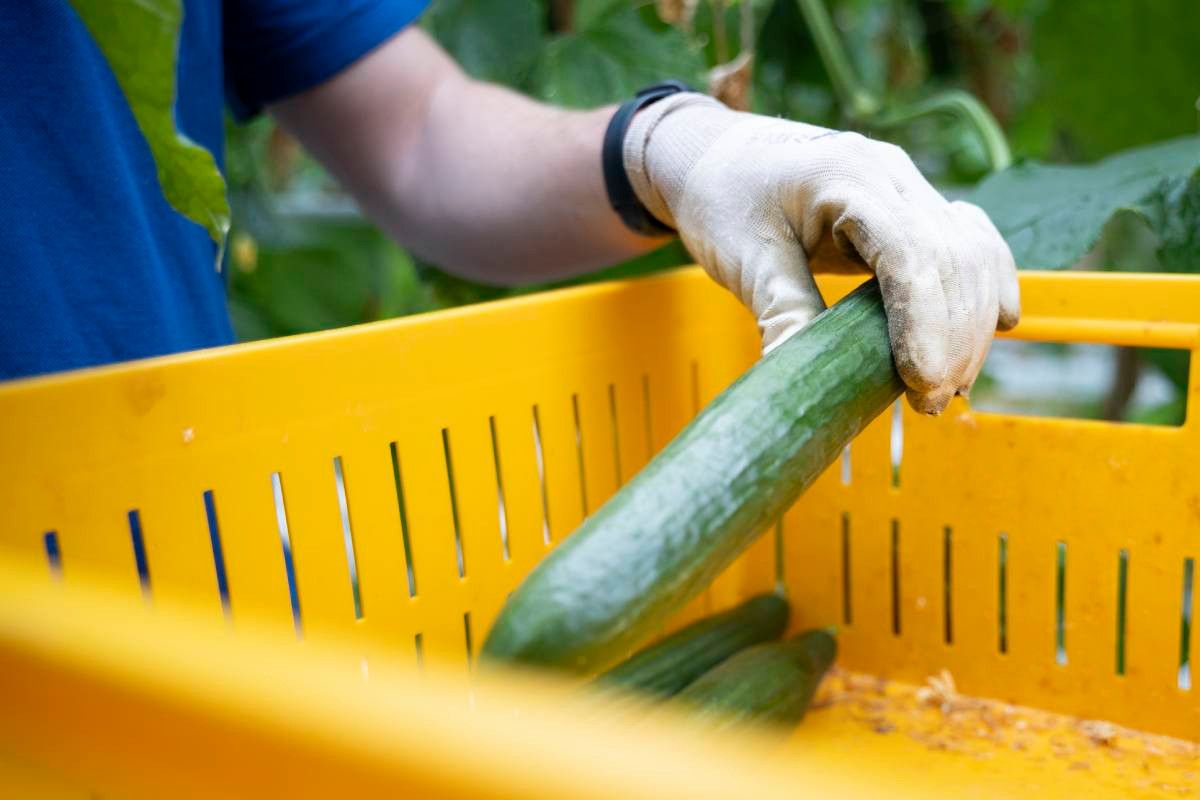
[224, 0, 430, 119]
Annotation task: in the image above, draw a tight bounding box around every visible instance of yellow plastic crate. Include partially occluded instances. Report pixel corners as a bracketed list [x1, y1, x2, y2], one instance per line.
[0, 268, 1197, 798]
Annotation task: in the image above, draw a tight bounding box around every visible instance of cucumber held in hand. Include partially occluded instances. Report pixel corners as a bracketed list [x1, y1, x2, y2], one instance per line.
[595, 592, 789, 698]
[483, 280, 901, 672]
[674, 628, 837, 730]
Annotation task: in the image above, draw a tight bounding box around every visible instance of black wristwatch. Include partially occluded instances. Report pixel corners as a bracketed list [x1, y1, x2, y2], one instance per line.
[602, 80, 692, 236]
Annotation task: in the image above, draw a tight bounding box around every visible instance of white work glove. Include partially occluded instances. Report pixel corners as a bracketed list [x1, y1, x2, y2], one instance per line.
[624, 93, 1020, 414]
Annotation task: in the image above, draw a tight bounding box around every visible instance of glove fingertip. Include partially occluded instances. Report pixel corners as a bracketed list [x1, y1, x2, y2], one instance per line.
[906, 385, 955, 416]
[993, 241, 1021, 334]
[996, 303, 1021, 332]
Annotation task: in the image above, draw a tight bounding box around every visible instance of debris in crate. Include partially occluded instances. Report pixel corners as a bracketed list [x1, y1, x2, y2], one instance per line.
[811, 667, 1199, 789]
[914, 668, 959, 713]
[1079, 719, 1120, 748]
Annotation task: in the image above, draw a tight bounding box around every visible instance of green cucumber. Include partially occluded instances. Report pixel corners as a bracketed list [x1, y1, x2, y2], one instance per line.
[483, 279, 900, 672]
[674, 629, 837, 730]
[595, 593, 790, 697]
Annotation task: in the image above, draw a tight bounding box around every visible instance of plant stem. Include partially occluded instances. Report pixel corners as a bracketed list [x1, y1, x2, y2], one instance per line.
[740, 0, 754, 53]
[794, 0, 879, 119]
[871, 89, 1013, 171]
[1103, 347, 1142, 421]
[712, 0, 729, 64]
[794, 0, 1010, 173]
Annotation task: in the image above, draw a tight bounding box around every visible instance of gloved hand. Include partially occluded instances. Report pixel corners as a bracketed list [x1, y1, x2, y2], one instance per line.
[623, 93, 1020, 414]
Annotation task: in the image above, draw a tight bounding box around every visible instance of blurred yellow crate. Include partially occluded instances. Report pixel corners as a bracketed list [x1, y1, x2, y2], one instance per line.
[0, 268, 1197, 798]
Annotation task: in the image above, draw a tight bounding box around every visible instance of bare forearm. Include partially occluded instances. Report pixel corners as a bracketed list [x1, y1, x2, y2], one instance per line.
[271, 29, 659, 285]
[395, 78, 656, 282]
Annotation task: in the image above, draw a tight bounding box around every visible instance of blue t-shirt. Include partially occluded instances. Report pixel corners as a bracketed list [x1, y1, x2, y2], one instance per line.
[0, 1, 427, 381]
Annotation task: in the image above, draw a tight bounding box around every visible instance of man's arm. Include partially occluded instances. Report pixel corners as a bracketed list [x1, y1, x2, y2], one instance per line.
[271, 22, 1019, 414]
[270, 27, 657, 285]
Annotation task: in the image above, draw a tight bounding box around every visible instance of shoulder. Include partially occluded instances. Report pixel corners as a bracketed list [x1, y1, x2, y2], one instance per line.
[224, 0, 431, 119]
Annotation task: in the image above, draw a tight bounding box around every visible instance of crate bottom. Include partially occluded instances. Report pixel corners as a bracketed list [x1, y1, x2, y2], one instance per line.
[0, 749, 86, 800]
[791, 670, 1198, 798]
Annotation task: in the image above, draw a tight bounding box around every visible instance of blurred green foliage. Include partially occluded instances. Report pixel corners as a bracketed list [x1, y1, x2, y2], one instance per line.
[1010, 0, 1200, 162]
[421, 0, 544, 85]
[533, 5, 707, 106]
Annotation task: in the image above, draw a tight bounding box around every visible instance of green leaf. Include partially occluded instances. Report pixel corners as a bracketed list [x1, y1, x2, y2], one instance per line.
[226, 294, 278, 342]
[68, 0, 230, 250]
[1141, 348, 1190, 395]
[532, 4, 707, 108]
[422, 0, 545, 87]
[968, 136, 1200, 269]
[229, 219, 423, 336]
[378, 246, 437, 319]
[1129, 168, 1200, 272]
[1014, 0, 1200, 161]
[574, 0, 628, 31]
[1124, 395, 1187, 427]
[416, 262, 514, 309]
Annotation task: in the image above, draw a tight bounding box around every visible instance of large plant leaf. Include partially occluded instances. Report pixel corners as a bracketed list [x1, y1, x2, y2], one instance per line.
[1130, 167, 1200, 272]
[422, 0, 544, 88]
[69, 0, 229, 250]
[1014, 0, 1200, 161]
[968, 136, 1200, 269]
[532, 4, 707, 108]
